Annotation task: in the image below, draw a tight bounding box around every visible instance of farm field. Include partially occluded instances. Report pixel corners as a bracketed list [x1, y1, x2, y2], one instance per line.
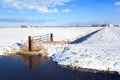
[0, 27, 120, 74]
[0, 27, 101, 55]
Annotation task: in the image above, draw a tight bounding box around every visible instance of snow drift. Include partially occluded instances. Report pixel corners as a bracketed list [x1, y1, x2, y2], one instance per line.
[47, 27, 120, 73]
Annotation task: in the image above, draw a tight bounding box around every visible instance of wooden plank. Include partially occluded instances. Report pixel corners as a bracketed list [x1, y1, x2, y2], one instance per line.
[28, 36, 32, 51]
[50, 33, 53, 42]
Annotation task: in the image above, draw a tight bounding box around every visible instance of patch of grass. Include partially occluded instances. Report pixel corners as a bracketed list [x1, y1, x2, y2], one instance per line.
[22, 44, 44, 52]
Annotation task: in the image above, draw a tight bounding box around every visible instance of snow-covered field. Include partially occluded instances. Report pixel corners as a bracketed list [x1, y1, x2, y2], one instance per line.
[0, 27, 101, 55]
[47, 27, 120, 73]
[1, 27, 120, 74]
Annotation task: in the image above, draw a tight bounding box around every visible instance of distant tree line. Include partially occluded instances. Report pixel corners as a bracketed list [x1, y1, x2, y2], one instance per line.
[92, 24, 120, 27]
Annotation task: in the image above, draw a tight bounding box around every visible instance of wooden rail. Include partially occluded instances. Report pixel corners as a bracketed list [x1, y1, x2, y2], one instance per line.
[28, 33, 53, 51]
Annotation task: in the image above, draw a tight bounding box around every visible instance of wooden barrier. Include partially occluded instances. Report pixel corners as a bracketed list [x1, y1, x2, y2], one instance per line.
[28, 36, 32, 51]
[28, 33, 53, 51]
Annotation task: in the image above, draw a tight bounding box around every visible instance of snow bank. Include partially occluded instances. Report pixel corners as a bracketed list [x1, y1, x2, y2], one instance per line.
[0, 43, 21, 56]
[47, 27, 120, 73]
[0, 27, 101, 55]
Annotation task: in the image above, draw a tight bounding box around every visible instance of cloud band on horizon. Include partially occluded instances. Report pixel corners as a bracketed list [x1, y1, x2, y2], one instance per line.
[0, 17, 56, 23]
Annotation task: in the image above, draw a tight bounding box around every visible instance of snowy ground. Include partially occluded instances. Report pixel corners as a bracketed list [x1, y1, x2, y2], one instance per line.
[1, 27, 120, 74]
[46, 27, 120, 73]
[0, 27, 101, 55]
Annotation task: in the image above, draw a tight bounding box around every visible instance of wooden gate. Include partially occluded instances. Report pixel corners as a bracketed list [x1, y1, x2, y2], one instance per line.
[28, 33, 53, 51]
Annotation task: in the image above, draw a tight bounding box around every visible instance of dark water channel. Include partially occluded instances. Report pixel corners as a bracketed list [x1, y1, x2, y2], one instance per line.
[0, 55, 120, 80]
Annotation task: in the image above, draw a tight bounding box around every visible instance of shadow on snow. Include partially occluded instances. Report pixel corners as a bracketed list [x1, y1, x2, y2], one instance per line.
[70, 29, 102, 44]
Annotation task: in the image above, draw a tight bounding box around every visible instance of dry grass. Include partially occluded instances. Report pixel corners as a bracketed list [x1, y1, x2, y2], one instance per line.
[22, 44, 44, 52]
[21, 42, 48, 57]
[3, 48, 9, 56]
[32, 45, 44, 52]
[51, 40, 69, 45]
[21, 37, 69, 57]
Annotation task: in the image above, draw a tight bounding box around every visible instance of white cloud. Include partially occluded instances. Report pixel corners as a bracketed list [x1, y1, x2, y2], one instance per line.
[115, 1, 120, 6]
[62, 9, 71, 13]
[1, 0, 71, 13]
[36, 7, 59, 13]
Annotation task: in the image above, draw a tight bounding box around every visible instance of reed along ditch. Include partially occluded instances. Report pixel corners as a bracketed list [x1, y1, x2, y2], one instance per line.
[0, 55, 120, 80]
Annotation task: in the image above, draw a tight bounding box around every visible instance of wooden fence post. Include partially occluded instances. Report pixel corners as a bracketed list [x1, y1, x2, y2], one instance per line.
[28, 36, 32, 51]
[50, 33, 53, 42]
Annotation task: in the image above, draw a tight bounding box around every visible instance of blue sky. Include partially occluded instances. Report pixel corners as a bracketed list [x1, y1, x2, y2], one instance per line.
[0, 0, 120, 27]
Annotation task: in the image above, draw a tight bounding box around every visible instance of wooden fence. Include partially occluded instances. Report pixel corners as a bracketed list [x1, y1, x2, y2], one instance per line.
[28, 33, 53, 51]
